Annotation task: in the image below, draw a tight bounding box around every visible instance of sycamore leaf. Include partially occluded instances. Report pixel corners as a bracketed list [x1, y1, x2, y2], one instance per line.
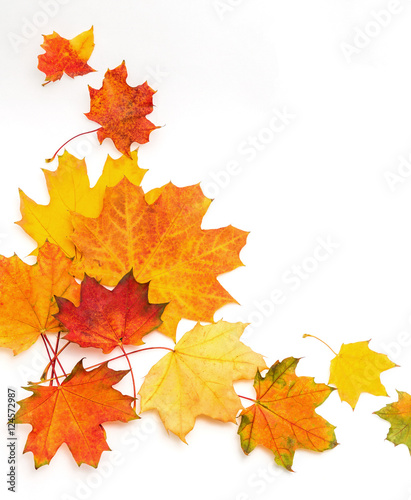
[238, 357, 337, 471]
[0, 242, 80, 355]
[17, 151, 146, 257]
[54, 271, 167, 354]
[329, 341, 396, 409]
[14, 360, 137, 468]
[374, 391, 411, 454]
[70, 178, 248, 339]
[85, 61, 159, 157]
[139, 321, 267, 441]
[38, 27, 95, 85]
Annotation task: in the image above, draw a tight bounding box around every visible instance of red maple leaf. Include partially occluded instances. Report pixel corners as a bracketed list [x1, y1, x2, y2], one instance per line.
[54, 270, 167, 354]
[85, 61, 159, 157]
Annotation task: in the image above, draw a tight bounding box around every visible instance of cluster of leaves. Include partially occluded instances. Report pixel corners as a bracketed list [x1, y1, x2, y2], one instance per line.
[1, 27, 410, 473]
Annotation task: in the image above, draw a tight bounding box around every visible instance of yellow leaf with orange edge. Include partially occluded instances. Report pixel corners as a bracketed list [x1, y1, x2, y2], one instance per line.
[17, 151, 146, 257]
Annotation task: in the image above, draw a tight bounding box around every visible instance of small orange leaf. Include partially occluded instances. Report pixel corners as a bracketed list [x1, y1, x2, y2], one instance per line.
[38, 27, 95, 85]
[85, 61, 159, 157]
[0, 242, 80, 355]
[70, 178, 248, 338]
[55, 271, 167, 354]
[238, 357, 337, 471]
[14, 360, 138, 468]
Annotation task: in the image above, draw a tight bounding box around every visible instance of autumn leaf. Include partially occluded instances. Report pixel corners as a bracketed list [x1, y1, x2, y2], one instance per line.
[14, 360, 137, 468]
[374, 391, 411, 454]
[139, 321, 267, 441]
[38, 27, 95, 85]
[238, 357, 337, 471]
[54, 271, 167, 354]
[85, 61, 159, 157]
[328, 341, 396, 409]
[17, 150, 146, 257]
[0, 242, 80, 355]
[70, 178, 248, 338]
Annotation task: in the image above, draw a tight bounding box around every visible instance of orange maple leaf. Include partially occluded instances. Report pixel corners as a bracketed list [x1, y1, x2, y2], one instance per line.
[38, 27, 95, 85]
[70, 178, 248, 338]
[85, 61, 159, 157]
[238, 357, 337, 471]
[14, 360, 138, 468]
[0, 242, 80, 355]
[54, 271, 167, 354]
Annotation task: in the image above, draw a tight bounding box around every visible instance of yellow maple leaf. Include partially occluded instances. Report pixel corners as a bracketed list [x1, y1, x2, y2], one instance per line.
[17, 151, 146, 257]
[329, 340, 396, 409]
[70, 178, 248, 338]
[0, 242, 80, 355]
[139, 321, 267, 441]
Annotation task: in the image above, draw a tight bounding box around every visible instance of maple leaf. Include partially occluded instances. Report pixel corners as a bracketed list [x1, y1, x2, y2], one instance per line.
[238, 357, 337, 471]
[85, 61, 159, 157]
[139, 321, 267, 441]
[374, 391, 411, 454]
[17, 150, 146, 257]
[328, 340, 396, 409]
[0, 242, 80, 355]
[38, 27, 95, 85]
[54, 271, 167, 354]
[14, 360, 137, 468]
[70, 178, 248, 339]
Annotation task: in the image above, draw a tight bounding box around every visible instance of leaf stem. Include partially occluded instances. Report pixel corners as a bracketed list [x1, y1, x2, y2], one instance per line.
[46, 127, 102, 163]
[42, 341, 71, 377]
[35, 345, 174, 385]
[51, 332, 61, 383]
[87, 346, 174, 371]
[120, 345, 137, 410]
[41, 334, 59, 386]
[303, 334, 337, 356]
[238, 395, 257, 404]
[43, 334, 67, 377]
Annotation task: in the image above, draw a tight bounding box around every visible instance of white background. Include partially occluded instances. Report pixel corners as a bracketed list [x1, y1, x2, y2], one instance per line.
[1, 0, 411, 499]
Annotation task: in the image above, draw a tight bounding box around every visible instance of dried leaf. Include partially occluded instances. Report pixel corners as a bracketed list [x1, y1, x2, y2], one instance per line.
[14, 360, 137, 468]
[0, 242, 80, 355]
[70, 178, 248, 338]
[329, 341, 396, 409]
[238, 357, 337, 471]
[85, 61, 159, 157]
[139, 321, 267, 441]
[375, 390, 411, 454]
[17, 151, 146, 257]
[38, 27, 95, 85]
[55, 271, 167, 354]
